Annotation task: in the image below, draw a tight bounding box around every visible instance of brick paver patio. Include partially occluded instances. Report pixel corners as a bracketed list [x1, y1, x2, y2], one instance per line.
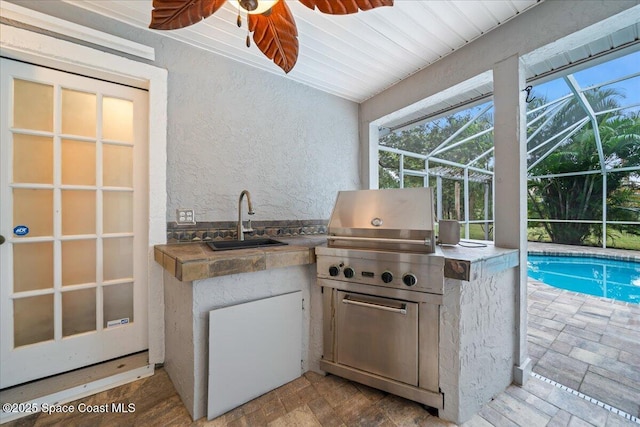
[527, 243, 640, 418]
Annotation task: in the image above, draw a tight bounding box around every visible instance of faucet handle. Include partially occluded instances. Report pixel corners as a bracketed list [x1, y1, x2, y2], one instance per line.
[243, 219, 254, 234]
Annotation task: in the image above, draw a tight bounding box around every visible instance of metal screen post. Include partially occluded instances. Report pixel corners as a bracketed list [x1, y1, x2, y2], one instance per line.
[603, 172, 607, 248]
[484, 182, 490, 240]
[464, 168, 470, 239]
[437, 175, 443, 221]
[399, 154, 404, 188]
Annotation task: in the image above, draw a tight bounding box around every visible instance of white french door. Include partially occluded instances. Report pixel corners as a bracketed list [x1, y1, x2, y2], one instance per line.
[0, 58, 149, 388]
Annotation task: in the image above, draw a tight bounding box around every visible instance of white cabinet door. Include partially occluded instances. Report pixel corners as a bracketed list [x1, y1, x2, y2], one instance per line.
[208, 291, 302, 420]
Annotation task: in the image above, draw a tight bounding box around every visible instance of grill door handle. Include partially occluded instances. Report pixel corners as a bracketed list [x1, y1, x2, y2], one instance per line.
[329, 235, 432, 246]
[341, 296, 407, 315]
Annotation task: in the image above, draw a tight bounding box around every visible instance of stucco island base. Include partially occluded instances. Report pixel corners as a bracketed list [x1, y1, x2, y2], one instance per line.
[438, 248, 518, 424]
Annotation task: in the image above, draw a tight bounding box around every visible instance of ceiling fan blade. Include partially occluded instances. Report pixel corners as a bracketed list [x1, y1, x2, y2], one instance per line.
[298, 0, 393, 15]
[149, 0, 227, 30]
[248, 1, 299, 73]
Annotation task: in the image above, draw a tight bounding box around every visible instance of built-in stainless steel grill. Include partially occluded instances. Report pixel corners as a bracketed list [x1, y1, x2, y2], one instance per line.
[316, 187, 445, 411]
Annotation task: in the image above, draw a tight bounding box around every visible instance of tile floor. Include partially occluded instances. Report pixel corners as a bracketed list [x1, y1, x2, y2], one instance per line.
[4, 361, 638, 426]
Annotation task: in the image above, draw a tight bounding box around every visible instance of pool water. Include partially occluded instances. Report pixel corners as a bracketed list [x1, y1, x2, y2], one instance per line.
[527, 255, 640, 304]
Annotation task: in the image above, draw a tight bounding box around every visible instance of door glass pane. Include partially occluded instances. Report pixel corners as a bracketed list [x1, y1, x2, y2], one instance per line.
[14, 294, 54, 347]
[61, 88, 96, 137]
[104, 283, 133, 328]
[103, 191, 133, 233]
[103, 144, 133, 187]
[14, 242, 53, 292]
[62, 240, 96, 286]
[62, 139, 96, 185]
[62, 190, 96, 235]
[103, 97, 133, 142]
[13, 189, 53, 237]
[62, 288, 96, 337]
[103, 237, 133, 281]
[13, 134, 53, 184]
[13, 79, 53, 132]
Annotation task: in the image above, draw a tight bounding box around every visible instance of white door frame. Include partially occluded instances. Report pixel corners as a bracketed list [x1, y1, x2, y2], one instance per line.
[0, 22, 168, 365]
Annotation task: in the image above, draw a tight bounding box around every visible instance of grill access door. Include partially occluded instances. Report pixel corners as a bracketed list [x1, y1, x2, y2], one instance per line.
[336, 291, 419, 386]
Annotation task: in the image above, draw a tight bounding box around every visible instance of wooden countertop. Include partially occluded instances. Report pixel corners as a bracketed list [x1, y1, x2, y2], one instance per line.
[154, 236, 326, 282]
[436, 241, 519, 281]
[155, 236, 518, 282]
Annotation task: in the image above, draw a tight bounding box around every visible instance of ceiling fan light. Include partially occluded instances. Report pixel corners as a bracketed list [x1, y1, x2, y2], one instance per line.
[229, 0, 279, 15]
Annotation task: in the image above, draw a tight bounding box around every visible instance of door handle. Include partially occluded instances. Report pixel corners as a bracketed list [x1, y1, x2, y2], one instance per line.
[0, 235, 4, 245]
[342, 295, 407, 314]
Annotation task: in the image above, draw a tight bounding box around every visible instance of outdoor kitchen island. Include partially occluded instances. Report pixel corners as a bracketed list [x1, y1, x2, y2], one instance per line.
[154, 237, 519, 424]
[316, 187, 521, 425]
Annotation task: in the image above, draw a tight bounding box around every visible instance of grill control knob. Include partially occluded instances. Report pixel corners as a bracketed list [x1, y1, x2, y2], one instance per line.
[381, 271, 393, 283]
[343, 267, 355, 278]
[329, 266, 340, 277]
[403, 273, 418, 287]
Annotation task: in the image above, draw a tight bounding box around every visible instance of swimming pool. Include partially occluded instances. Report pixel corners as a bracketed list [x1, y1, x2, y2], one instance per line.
[527, 254, 640, 304]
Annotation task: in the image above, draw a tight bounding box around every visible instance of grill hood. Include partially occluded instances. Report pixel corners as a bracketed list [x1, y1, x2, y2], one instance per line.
[327, 187, 436, 253]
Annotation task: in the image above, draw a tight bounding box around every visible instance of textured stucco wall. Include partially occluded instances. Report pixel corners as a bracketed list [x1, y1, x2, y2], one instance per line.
[439, 267, 517, 424]
[165, 52, 360, 222]
[8, 0, 361, 221]
[163, 272, 196, 417]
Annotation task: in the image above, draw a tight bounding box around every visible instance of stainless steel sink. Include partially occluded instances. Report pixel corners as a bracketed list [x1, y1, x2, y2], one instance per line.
[206, 238, 288, 251]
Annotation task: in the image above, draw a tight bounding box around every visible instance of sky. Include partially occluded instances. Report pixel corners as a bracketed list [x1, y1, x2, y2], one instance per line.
[531, 50, 640, 112]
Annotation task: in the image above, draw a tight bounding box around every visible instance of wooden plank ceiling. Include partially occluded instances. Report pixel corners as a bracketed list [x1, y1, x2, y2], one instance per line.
[63, 0, 541, 102]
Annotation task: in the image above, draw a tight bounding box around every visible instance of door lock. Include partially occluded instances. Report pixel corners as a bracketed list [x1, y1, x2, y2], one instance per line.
[0, 235, 4, 245]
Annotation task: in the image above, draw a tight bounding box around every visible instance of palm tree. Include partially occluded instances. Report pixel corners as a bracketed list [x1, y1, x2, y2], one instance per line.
[527, 88, 640, 245]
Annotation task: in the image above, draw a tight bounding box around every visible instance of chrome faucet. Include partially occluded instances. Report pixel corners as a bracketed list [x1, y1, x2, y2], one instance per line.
[237, 190, 255, 241]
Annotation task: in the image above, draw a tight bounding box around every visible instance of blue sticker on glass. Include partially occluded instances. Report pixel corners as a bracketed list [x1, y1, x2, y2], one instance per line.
[13, 225, 29, 236]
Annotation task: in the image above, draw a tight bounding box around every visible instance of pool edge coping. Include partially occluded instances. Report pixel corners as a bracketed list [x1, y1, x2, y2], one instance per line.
[527, 250, 640, 263]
